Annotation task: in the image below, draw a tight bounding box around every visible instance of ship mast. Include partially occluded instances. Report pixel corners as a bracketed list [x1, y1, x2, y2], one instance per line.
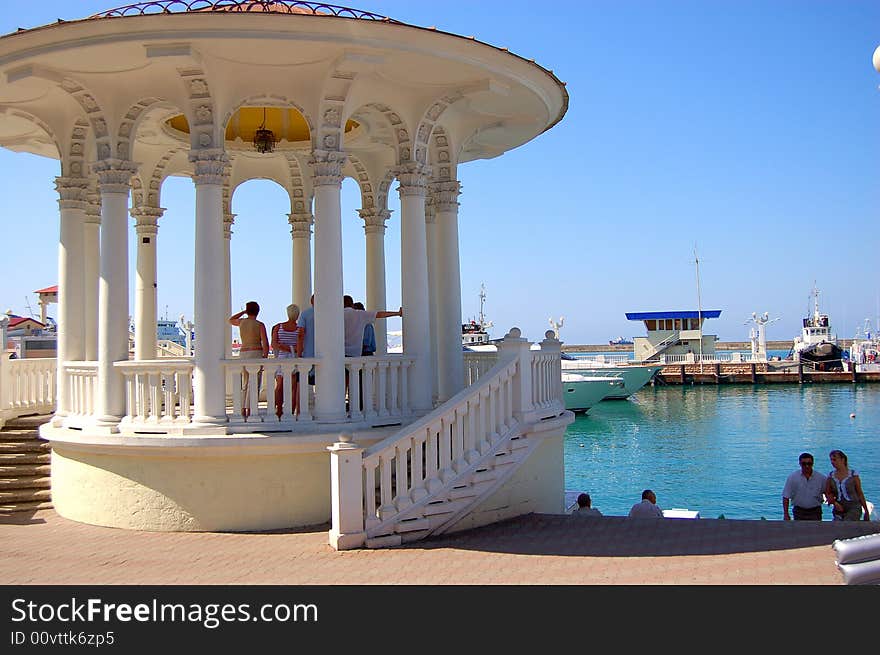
[479, 283, 487, 329]
[694, 244, 703, 373]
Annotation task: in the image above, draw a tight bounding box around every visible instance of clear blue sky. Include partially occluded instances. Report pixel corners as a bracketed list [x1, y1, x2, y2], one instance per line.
[1, 1, 878, 346]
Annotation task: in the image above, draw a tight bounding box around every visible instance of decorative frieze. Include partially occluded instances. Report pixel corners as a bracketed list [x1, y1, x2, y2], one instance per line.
[223, 213, 236, 240]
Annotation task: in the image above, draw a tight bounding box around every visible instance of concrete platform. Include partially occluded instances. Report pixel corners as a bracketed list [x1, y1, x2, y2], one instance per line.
[1, 509, 877, 585]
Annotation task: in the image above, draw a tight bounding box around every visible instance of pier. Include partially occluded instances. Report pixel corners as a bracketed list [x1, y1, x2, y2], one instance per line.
[654, 362, 880, 385]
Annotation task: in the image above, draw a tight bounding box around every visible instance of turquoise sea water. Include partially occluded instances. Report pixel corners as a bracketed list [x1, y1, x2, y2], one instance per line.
[564, 383, 880, 520]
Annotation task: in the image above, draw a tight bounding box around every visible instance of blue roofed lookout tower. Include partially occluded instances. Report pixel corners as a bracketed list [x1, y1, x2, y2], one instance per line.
[625, 310, 722, 363]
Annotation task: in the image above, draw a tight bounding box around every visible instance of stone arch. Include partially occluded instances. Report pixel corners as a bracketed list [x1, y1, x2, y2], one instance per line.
[116, 97, 180, 162]
[57, 77, 115, 162]
[315, 66, 358, 155]
[220, 93, 315, 147]
[131, 149, 182, 211]
[428, 125, 456, 183]
[176, 68, 219, 152]
[359, 102, 413, 168]
[0, 107, 62, 162]
[283, 153, 312, 216]
[412, 90, 467, 167]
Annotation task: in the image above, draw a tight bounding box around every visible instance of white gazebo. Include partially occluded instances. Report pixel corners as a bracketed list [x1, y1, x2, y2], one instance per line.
[0, 1, 571, 548]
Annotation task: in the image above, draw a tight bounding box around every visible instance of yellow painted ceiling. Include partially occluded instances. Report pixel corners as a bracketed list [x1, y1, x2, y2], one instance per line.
[166, 107, 356, 143]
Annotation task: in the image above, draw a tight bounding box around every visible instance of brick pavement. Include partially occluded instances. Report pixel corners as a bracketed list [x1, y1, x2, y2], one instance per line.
[2, 509, 878, 585]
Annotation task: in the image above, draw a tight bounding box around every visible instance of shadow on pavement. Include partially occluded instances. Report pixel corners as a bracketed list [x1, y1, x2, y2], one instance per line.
[408, 514, 880, 557]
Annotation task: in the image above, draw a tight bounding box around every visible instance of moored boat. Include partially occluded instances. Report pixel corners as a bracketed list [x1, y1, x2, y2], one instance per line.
[562, 372, 625, 413]
[792, 285, 843, 370]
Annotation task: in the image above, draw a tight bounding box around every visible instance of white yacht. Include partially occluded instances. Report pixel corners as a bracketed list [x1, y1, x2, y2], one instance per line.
[559, 354, 661, 399]
[562, 372, 626, 413]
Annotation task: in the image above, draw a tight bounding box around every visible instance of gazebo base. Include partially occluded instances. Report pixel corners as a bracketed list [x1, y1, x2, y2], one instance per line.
[39, 424, 567, 535]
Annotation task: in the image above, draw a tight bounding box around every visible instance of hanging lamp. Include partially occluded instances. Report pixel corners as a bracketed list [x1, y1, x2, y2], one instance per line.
[253, 107, 275, 154]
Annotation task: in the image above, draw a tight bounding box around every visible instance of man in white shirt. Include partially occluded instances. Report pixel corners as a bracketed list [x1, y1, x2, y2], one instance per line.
[342, 295, 401, 356]
[782, 452, 827, 520]
[628, 489, 664, 518]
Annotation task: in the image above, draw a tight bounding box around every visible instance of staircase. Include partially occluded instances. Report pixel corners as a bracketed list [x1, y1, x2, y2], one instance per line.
[330, 328, 570, 549]
[0, 414, 52, 513]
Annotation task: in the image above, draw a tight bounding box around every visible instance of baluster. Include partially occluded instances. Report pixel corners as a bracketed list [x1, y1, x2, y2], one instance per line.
[364, 460, 378, 528]
[436, 419, 451, 479]
[149, 370, 161, 422]
[177, 369, 192, 423]
[280, 362, 295, 422]
[348, 361, 362, 420]
[395, 443, 410, 507]
[378, 452, 395, 518]
[478, 389, 490, 452]
[425, 424, 439, 483]
[377, 361, 388, 417]
[464, 399, 476, 458]
[411, 434, 426, 498]
[388, 361, 399, 416]
[362, 360, 375, 419]
[245, 364, 260, 421]
[296, 362, 311, 421]
[454, 406, 465, 464]
[488, 382, 498, 438]
[163, 371, 175, 422]
[399, 361, 409, 416]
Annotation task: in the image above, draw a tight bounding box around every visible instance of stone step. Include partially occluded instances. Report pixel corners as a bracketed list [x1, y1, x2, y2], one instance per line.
[0, 500, 53, 513]
[0, 429, 44, 441]
[364, 534, 402, 549]
[0, 476, 50, 490]
[0, 464, 50, 477]
[0, 488, 51, 503]
[0, 452, 51, 465]
[0, 441, 50, 453]
[2, 415, 50, 430]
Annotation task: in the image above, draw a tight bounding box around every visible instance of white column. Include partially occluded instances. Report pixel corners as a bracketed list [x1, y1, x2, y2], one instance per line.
[360, 209, 390, 355]
[397, 164, 433, 411]
[92, 160, 137, 431]
[289, 212, 313, 310]
[223, 212, 235, 357]
[83, 184, 100, 361]
[424, 195, 439, 401]
[53, 176, 89, 421]
[433, 180, 464, 401]
[190, 151, 228, 429]
[132, 206, 163, 361]
[310, 151, 346, 422]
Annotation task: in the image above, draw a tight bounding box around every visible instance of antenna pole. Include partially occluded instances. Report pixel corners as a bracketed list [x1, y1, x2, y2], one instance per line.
[694, 244, 703, 373]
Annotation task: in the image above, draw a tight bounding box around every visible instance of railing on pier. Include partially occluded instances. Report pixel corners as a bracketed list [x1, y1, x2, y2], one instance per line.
[661, 352, 767, 365]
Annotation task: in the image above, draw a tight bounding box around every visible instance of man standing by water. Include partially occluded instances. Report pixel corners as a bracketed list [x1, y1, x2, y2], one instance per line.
[782, 452, 826, 520]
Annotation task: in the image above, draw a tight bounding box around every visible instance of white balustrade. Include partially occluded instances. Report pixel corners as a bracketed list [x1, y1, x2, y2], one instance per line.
[2, 357, 56, 416]
[463, 351, 498, 386]
[115, 360, 194, 428]
[63, 361, 98, 422]
[223, 357, 317, 428]
[344, 356, 415, 424]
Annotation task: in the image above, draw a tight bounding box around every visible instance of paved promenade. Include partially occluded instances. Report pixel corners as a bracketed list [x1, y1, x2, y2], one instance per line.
[2, 509, 878, 585]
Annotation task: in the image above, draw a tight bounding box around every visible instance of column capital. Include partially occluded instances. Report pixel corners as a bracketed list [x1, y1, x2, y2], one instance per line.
[309, 150, 347, 187]
[54, 176, 89, 210]
[85, 190, 102, 225]
[189, 149, 229, 186]
[430, 180, 462, 214]
[358, 208, 391, 234]
[288, 212, 314, 238]
[131, 206, 165, 235]
[395, 163, 432, 198]
[92, 160, 137, 194]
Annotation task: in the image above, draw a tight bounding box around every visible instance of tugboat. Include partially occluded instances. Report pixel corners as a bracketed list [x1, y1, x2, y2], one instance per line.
[462, 284, 494, 349]
[791, 285, 844, 370]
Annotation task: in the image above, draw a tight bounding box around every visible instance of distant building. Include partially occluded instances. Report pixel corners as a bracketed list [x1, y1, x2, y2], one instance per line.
[625, 310, 721, 362]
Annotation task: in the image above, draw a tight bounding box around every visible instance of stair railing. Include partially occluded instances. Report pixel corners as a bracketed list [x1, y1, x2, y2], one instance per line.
[328, 327, 564, 550]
